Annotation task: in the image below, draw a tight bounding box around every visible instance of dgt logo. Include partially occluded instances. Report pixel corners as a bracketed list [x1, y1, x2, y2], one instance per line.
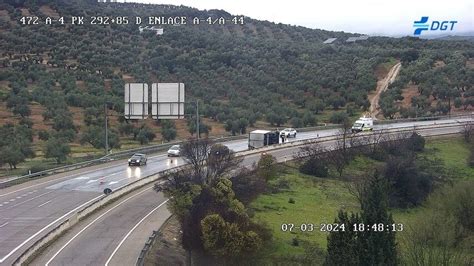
[413, 16, 457, 35]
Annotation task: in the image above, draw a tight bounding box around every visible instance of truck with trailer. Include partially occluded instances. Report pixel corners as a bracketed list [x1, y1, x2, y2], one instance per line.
[248, 130, 280, 149]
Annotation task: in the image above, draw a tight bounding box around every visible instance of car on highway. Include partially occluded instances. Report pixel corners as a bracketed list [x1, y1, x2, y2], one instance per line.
[167, 145, 181, 157]
[280, 128, 297, 138]
[128, 153, 147, 166]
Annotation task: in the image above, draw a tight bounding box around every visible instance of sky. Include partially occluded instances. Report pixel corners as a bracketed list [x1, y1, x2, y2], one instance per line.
[123, 0, 473, 36]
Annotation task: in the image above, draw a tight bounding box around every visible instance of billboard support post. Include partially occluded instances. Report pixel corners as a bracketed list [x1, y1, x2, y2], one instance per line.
[105, 103, 109, 155]
[196, 100, 199, 139]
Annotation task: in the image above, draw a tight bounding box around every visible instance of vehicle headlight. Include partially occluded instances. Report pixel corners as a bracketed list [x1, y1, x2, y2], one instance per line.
[137, 160, 140, 162]
[128, 159, 131, 162]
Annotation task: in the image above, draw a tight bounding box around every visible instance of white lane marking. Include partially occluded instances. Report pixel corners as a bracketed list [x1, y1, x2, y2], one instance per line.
[45, 187, 153, 266]
[9, 199, 15, 202]
[16, 196, 22, 199]
[86, 180, 98, 184]
[0, 222, 9, 228]
[108, 181, 118, 185]
[148, 154, 168, 160]
[0, 194, 103, 263]
[8, 191, 54, 209]
[2, 202, 8, 205]
[74, 176, 90, 180]
[37, 200, 52, 208]
[0, 165, 125, 198]
[105, 199, 169, 266]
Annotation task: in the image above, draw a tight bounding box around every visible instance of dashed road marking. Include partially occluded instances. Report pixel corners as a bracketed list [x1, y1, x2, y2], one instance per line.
[0, 195, 103, 263]
[37, 200, 52, 208]
[74, 176, 90, 180]
[8, 191, 55, 209]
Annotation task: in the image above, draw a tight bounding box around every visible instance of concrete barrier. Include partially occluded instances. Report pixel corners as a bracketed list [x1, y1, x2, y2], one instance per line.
[11, 121, 467, 265]
[12, 167, 182, 265]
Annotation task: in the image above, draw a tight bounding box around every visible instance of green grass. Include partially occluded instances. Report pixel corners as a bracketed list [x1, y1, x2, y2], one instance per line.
[382, 57, 398, 69]
[316, 108, 362, 125]
[425, 137, 474, 179]
[251, 137, 473, 260]
[251, 167, 359, 256]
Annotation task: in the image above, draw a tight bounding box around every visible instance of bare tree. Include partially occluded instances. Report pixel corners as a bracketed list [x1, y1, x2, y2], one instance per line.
[360, 129, 386, 156]
[295, 140, 328, 161]
[180, 138, 242, 185]
[337, 118, 353, 158]
[180, 138, 214, 183]
[462, 122, 474, 143]
[326, 149, 347, 177]
[379, 131, 414, 157]
[327, 119, 356, 176]
[207, 144, 243, 181]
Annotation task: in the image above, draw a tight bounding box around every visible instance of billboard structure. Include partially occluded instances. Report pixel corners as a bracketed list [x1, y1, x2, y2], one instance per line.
[124, 83, 148, 119]
[151, 83, 185, 119]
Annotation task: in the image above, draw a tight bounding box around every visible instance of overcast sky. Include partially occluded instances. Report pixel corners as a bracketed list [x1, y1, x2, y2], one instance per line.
[126, 0, 473, 36]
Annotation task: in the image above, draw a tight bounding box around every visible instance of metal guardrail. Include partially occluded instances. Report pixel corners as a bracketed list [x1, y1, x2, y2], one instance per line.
[12, 122, 467, 265]
[136, 230, 160, 266]
[1, 114, 472, 188]
[0, 135, 249, 188]
[237, 122, 465, 157]
[373, 113, 473, 125]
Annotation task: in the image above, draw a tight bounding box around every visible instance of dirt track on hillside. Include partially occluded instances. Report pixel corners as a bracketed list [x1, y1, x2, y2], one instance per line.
[370, 62, 401, 118]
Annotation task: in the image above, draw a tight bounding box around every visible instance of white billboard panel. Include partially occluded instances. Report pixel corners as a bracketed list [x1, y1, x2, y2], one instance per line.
[124, 83, 148, 119]
[151, 83, 185, 119]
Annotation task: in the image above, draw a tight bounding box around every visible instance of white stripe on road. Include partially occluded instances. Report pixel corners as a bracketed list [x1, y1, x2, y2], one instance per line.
[37, 200, 52, 208]
[45, 187, 154, 266]
[105, 199, 169, 266]
[8, 191, 54, 209]
[0, 222, 9, 228]
[0, 195, 103, 263]
[0, 165, 125, 198]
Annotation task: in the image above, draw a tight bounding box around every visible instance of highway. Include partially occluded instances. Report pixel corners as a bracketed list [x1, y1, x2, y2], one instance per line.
[0, 117, 471, 265]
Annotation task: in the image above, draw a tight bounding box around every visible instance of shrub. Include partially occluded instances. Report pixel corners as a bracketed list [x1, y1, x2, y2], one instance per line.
[38, 130, 49, 141]
[469, 144, 474, 168]
[29, 164, 49, 174]
[257, 153, 277, 180]
[409, 132, 425, 152]
[292, 237, 299, 246]
[136, 125, 156, 145]
[299, 158, 329, 177]
[329, 111, 349, 124]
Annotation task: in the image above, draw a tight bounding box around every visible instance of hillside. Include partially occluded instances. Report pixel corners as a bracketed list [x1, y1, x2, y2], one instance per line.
[0, 0, 473, 172]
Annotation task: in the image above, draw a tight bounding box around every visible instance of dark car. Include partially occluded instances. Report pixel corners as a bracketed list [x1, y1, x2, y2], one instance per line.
[128, 153, 147, 166]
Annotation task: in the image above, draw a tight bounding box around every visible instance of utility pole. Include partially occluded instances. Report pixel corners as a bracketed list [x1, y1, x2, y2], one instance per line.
[105, 103, 109, 155]
[196, 100, 200, 139]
